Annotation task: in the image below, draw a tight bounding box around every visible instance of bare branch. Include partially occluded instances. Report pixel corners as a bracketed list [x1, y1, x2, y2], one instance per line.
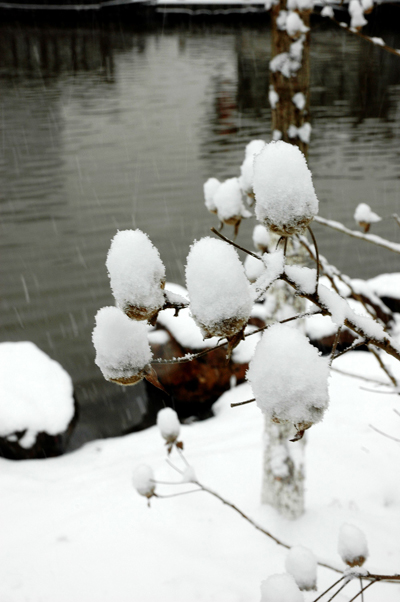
[231, 398, 255, 408]
[368, 345, 399, 388]
[369, 424, 400, 443]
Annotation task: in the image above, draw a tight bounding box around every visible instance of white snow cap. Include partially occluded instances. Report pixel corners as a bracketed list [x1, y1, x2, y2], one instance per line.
[213, 177, 250, 222]
[245, 254, 265, 283]
[253, 141, 319, 236]
[285, 546, 317, 591]
[157, 407, 180, 443]
[321, 5, 334, 17]
[247, 323, 330, 428]
[338, 524, 369, 567]
[292, 92, 306, 111]
[132, 465, 156, 498]
[106, 230, 165, 318]
[253, 224, 271, 252]
[204, 177, 221, 213]
[260, 573, 304, 602]
[0, 342, 75, 448]
[245, 139, 266, 159]
[349, 0, 368, 28]
[241, 140, 266, 194]
[286, 12, 309, 37]
[354, 203, 381, 225]
[273, 129, 283, 141]
[269, 86, 280, 110]
[92, 306, 152, 384]
[185, 237, 254, 338]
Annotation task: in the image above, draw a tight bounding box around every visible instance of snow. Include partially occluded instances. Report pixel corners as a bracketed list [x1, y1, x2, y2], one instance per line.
[0, 351, 400, 601]
[185, 237, 254, 338]
[273, 129, 283, 141]
[92, 306, 152, 383]
[354, 203, 381, 226]
[246, 323, 330, 428]
[285, 265, 317, 295]
[286, 12, 309, 38]
[260, 574, 303, 602]
[269, 86, 279, 110]
[253, 225, 271, 253]
[338, 524, 369, 567]
[253, 249, 285, 295]
[245, 253, 265, 283]
[277, 10, 288, 31]
[157, 283, 220, 350]
[0, 342, 74, 448]
[213, 177, 250, 223]
[203, 177, 221, 213]
[368, 273, 400, 300]
[253, 141, 319, 237]
[285, 546, 317, 591]
[348, 0, 367, 29]
[292, 92, 306, 111]
[106, 229, 166, 315]
[157, 408, 180, 443]
[371, 37, 385, 46]
[321, 5, 334, 18]
[245, 140, 266, 159]
[132, 465, 156, 498]
[240, 155, 256, 194]
[232, 326, 262, 364]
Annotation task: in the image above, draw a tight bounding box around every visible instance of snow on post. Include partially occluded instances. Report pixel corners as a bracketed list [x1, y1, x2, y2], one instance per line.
[338, 523, 369, 567]
[246, 323, 329, 434]
[260, 573, 304, 602]
[106, 229, 166, 323]
[253, 141, 319, 237]
[92, 306, 153, 385]
[285, 546, 317, 591]
[203, 177, 221, 214]
[132, 465, 156, 498]
[0, 342, 75, 449]
[185, 237, 254, 339]
[157, 407, 180, 444]
[353, 203, 381, 233]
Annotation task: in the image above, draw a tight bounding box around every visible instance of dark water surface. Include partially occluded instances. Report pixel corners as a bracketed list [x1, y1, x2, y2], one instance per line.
[1, 10, 399, 447]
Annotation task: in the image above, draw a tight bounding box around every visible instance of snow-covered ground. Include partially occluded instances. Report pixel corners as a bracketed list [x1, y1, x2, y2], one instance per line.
[1, 351, 399, 602]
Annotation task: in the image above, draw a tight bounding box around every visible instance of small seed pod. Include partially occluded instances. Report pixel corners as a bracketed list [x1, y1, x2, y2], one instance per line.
[338, 524, 369, 568]
[157, 407, 180, 444]
[213, 177, 252, 237]
[203, 177, 221, 214]
[353, 203, 381, 233]
[253, 141, 319, 237]
[133, 465, 156, 498]
[106, 229, 166, 322]
[185, 237, 254, 340]
[92, 306, 153, 386]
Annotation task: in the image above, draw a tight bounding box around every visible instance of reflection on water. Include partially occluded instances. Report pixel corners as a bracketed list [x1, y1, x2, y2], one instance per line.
[0, 14, 399, 445]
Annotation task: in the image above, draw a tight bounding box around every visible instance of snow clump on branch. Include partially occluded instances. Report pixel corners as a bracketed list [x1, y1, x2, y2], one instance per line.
[92, 306, 152, 385]
[338, 523, 369, 567]
[285, 546, 317, 591]
[246, 323, 329, 434]
[260, 573, 304, 602]
[253, 141, 319, 236]
[203, 177, 221, 214]
[185, 237, 254, 339]
[106, 229, 166, 323]
[213, 177, 252, 236]
[353, 202, 381, 232]
[132, 465, 156, 498]
[157, 407, 180, 444]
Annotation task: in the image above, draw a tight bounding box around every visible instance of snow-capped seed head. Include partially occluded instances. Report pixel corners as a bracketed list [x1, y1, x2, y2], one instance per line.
[285, 546, 317, 591]
[244, 254, 264, 283]
[213, 178, 251, 234]
[204, 177, 221, 214]
[260, 573, 304, 602]
[157, 407, 180, 443]
[353, 203, 381, 233]
[338, 524, 369, 568]
[133, 465, 156, 498]
[92, 306, 153, 385]
[106, 230, 166, 322]
[246, 323, 329, 429]
[253, 224, 271, 253]
[253, 141, 319, 237]
[185, 237, 254, 339]
[245, 139, 266, 159]
[240, 156, 256, 195]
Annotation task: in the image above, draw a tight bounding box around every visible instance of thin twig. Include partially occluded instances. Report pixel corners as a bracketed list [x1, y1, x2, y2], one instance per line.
[392, 214, 400, 229]
[369, 424, 400, 443]
[330, 326, 342, 367]
[307, 225, 320, 291]
[360, 387, 398, 395]
[211, 227, 262, 260]
[154, 489, 201, 499]
[231, 398, 255, 408]
[312, 576, 345, 602]
[360, 576, 364, 602]
[331, 366, 393, 386]
[332, 338, 366, 360]
[346, 579, 377, 602]
[325, 579, 350, 602]
[368, 345, 399, 388]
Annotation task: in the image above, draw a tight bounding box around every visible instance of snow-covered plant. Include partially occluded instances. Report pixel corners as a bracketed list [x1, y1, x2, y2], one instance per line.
[106, 229, 166, 324]
[92, 306, 152, 385]
[185, 237, 254, 342]
[157, 407, 180, 445]
[285, 546, 317, 591]
[260, 573, 304, 602]
[132, 465, 156, 499]
[338, 523, 369, 568]
[212, 177, 252, 237]
[253, 141, 319, 237]
[246, 323, 330, 438]
[353, 202, 381, 233]
[203, 177, 221, 214]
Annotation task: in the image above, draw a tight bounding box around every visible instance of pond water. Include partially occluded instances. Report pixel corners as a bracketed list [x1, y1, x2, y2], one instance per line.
[0, 9, 399, 447]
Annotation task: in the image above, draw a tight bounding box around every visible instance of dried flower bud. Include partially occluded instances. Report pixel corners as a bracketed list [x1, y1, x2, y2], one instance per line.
[157, 408, 180, 443]
[133, 465, 156, 498]
[338, 524, 369, 568]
